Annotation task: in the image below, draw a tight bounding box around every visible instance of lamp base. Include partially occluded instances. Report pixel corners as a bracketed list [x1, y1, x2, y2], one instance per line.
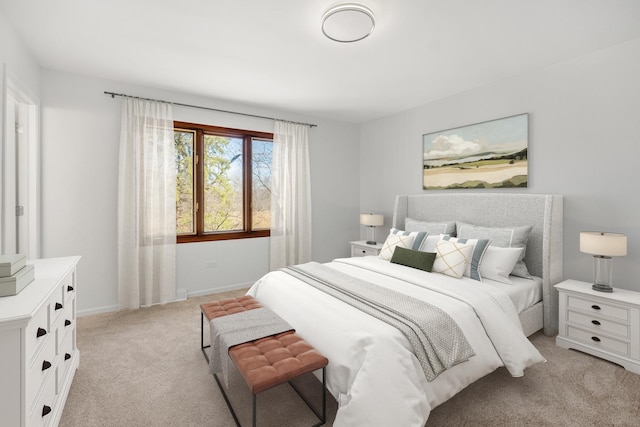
[592, 283, 613, 293]
[365, 240, 377, 245]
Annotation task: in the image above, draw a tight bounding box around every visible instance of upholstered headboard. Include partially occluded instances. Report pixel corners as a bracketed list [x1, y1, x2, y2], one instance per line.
[393, 193, 563, 335]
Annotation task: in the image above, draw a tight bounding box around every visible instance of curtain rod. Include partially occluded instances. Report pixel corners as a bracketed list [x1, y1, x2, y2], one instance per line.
[103, 91, 317, 128]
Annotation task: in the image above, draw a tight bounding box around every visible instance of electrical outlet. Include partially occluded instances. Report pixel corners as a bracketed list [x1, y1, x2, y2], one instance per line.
[205, 261, 217, 269]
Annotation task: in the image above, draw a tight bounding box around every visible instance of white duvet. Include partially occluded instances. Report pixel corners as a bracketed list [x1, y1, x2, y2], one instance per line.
[247, 257, 545, 426]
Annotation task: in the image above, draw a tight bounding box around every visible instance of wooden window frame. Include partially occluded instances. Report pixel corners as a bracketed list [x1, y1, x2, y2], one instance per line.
[175, 121, 273, 244]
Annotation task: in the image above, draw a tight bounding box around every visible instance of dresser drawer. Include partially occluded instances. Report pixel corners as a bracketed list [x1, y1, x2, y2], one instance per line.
[566, 310, 629, 338]
[63, 270, 76, 304]
[567, 295, 629, 322]
[566, 325, 629, 357]
[49, 285, 66, 328]
[57, 328, 76, 393]
[26, 303, 50, 363]
[28, 368, 57, 427]
[27, 332, 56, 412]
[56, 296, 76, 353]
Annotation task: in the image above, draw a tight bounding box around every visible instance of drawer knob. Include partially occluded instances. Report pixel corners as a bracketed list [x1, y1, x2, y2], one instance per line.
[67, 285, 74, 292]
[42, 360, 52, 371]
[591, 336, 601, 342]
[591, 305, 601, 310]
[55, 302, 63, 310]
[65, 319, 72, 326]
[65, 353, 71, 361]
[36, 327, 47, 338]
[591, 320, 601, 326]
[42, 405, 52, 417]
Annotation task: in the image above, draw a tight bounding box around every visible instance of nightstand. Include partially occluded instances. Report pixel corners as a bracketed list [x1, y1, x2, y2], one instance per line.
[555, 279, 640, 374]
[350, 240, 382, 257]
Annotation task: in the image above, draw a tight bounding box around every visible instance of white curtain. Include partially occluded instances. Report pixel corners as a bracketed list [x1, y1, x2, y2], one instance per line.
[118, 98, 176, 309]
[270, 121, 312, 270]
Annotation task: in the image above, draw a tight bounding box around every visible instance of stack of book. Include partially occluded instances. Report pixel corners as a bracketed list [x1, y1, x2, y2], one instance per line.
[0, 254, 35, 297]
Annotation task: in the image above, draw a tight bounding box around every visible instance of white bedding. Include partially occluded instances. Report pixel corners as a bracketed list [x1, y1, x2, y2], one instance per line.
[247, 256, 545, 426]
[483, 275, 543, 314]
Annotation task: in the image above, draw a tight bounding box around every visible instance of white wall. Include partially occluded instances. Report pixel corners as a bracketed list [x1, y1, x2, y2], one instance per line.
[360, 38, 640, 291]
[40, 70, 360, 315]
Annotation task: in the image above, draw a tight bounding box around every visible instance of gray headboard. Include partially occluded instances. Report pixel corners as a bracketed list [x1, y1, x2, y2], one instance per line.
[393, 193, 563, 335]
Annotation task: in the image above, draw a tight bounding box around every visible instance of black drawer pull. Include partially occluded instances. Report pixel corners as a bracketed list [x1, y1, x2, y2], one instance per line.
[55, 302, 63, 310]
[65, 319, 72, 326]
[37, 327, 47, 338]
[67, 285, 74, 292]
[65, 353, 71, 361]
[42, 405, 52, 417]
[591, 320, 601, 326]
[42, 360, 52, 371]
[591, 305, 601, 310]
[591, 336, 601, 342]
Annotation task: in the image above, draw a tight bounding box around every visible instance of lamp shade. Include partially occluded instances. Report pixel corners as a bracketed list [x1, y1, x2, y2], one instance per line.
[360, 213, 383, 227]
[580, 232, 627, 257]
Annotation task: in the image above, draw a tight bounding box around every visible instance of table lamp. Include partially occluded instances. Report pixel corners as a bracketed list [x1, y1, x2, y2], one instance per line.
[360, 213, 384, 245]
[580, 231, 627, 292]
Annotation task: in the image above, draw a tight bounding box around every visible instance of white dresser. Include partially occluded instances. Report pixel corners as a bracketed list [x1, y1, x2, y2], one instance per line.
[0, 256, 81, 427]
[555, 279, 640, 374]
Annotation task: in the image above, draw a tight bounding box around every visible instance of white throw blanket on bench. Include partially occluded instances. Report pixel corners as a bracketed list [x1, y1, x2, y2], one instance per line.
[208, 307, 293, 386]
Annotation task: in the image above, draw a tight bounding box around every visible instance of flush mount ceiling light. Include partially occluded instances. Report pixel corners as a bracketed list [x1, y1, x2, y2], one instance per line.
[322, 3, 375, 43]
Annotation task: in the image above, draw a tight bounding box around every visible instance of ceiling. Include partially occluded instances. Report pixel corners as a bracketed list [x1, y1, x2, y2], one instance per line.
[2, 0, 639, 123]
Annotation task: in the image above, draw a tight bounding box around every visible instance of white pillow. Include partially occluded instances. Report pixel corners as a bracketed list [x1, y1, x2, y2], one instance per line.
[432, 240, 474, 278]
[420, 234, 446, 252]
[379, 233, 416, 261]
[479, 246, 524, 284]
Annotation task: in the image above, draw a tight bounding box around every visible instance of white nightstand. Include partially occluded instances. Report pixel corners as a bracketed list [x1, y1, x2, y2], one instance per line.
[350, 240, 383, 257]
[555, 279, 640, 374]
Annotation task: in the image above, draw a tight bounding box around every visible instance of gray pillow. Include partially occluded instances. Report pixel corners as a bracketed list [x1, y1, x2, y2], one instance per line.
[456, 221, 533, 278]
[405, 218, 456, 235]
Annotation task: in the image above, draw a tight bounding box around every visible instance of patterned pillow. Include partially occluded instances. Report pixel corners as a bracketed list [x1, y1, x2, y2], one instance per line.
[456, 221, 533, 278]
[441, 236, 491, 281]
[432, 240, 474, 278]
[390, 228, 429, 251]
[379, 233, 416, 261]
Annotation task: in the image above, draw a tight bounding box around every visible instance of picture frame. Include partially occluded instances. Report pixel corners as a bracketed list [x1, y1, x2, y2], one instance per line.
[422, 113, 528, 190]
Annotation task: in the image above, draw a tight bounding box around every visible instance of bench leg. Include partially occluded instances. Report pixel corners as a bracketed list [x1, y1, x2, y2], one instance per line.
[213, 373, 242, 427]
[289, 367, 327, 427]
[215, 367, 327, 427]
[201, 311, 211, 363]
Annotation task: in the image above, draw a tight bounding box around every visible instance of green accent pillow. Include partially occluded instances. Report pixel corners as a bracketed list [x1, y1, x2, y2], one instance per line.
[390, 246, 436, 272]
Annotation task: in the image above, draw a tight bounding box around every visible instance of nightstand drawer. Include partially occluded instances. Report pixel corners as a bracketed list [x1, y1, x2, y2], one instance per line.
[353, 247, 378, 257]
[567, 310, 629, 338]
[566, 325, 629, 357]
[567, 295, 629, 322]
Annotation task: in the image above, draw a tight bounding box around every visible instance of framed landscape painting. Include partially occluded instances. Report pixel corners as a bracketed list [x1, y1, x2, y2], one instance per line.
[423, 113, 528, 190]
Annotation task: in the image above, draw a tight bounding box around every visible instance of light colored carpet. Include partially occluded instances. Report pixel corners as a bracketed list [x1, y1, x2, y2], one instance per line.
[60, 290, 640, 426]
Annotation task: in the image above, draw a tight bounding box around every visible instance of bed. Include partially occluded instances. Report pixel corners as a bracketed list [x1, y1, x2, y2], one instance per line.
[247, 193, 563, 426]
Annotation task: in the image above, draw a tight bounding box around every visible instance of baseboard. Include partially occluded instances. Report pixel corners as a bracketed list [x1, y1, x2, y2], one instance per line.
[187, 282, 253, 298]
[76, 283, 252, 317]
[77, 304, 119, 317]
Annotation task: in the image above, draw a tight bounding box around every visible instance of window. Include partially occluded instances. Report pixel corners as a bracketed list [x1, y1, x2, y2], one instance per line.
[174, 121, 273, 243]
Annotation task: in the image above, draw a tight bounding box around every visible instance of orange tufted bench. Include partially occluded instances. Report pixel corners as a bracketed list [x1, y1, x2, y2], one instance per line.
[200, 296, 328, 427]
[200, 296, 263, 363]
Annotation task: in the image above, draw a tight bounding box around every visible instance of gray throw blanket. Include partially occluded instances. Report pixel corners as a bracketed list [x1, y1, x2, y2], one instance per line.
[209, 307, 293, 386]
[283, 262, 475, 381]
